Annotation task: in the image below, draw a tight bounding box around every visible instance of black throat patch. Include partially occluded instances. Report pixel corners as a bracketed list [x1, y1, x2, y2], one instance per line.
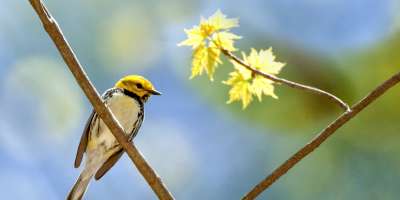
[122, 89, 144, 106]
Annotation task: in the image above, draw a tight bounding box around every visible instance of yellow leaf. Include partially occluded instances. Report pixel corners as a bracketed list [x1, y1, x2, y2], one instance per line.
[179, 10, 239, 50]
[246, 48, 285, 75]
[230, 52, 252, 80]
[190, 43, 221, 80]
[234, 48, 284, 99]
[190, 43, 207, 78]
[223, 70, 253, 109]
[205, 46, 222, 81]
[227, 48, 284, 107]
[208, 10, 239, 31]
[251, 75, 277, 101]
[178, 26, 204, 48]
[212, 31, 241, 51]
[179, 10, 242, 80]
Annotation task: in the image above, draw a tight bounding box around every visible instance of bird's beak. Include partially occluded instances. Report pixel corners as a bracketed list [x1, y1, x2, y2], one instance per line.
[148, 89, 162, 95]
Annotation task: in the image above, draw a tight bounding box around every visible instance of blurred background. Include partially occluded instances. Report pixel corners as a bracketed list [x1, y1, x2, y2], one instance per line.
[1, 0, 400, 199]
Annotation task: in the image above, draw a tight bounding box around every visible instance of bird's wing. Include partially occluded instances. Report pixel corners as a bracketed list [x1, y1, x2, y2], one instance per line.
[94, 149, 124, 180]
[74, 88, 120, 168]
[74, 111, 95, 168]
[94, 108, 144, 180]
[129, 109, 144, 141]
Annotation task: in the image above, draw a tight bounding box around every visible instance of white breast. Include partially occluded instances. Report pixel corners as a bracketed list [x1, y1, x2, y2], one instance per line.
[93, 94, 141, 149]
[107, 94, 140, 131]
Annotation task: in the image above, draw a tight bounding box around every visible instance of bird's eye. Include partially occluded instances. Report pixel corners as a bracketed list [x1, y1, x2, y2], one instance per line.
[136, 83, 143, 89]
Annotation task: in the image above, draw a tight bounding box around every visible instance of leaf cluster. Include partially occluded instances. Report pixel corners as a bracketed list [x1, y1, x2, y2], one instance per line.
[179, 10, 285, 108]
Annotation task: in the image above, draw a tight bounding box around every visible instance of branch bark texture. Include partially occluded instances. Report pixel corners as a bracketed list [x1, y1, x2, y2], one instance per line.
[28, 1, 174, 199]
[242, 71, 400, 200]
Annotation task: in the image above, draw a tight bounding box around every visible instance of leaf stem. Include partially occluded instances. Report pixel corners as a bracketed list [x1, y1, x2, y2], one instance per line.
[221, 49, 351, 111]
[28, 0, 174, 199]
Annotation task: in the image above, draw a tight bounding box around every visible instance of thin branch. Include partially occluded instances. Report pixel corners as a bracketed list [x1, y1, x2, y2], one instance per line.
[28, 1, 174, 199]
[221, 49, 351, 111]
[242, 71, 400, 200]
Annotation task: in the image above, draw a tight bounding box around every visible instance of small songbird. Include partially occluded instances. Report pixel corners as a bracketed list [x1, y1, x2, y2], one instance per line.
[67, 75, 161, 200]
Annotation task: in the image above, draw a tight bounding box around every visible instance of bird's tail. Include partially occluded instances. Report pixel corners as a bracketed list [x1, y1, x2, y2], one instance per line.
[66, 171, 93, 200]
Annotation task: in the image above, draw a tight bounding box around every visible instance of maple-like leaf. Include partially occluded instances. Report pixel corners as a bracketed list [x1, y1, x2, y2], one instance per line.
[212, 31, 241, 51]
[251, 76, 277, 101]
[245, 48, 285, 75]
[204, 46, 222, 80]
[179, 26, 204, 49]
[180, 10, 287, 109]
[178, 10, 239, 49]
[224, 48, 285, 108]
[179, 10, 240, 80]
[223, 70, 253, 109]
[190, 43, 221, 80]
[207, 10, 239, 31]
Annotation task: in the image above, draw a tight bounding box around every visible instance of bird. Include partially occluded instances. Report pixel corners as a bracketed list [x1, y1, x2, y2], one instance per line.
[67, 75, 161, 200]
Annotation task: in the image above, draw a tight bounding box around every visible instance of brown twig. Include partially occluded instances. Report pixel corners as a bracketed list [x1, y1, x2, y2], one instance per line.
[28, 0, 174, 199]
[242, 71, 400, 200]
[221, 49, 351, 111]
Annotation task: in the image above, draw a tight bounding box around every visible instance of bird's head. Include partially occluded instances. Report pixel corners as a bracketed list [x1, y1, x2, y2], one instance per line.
[115, 75, 161, 102]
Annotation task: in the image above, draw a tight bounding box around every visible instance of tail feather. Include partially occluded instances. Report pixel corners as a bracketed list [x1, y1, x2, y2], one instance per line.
[67, 173, 93, 200]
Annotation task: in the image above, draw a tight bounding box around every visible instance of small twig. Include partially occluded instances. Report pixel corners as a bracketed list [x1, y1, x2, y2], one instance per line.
[242, 71, 400, 200]
[28, 0, 174, 199]
[221, 49, 351, 111]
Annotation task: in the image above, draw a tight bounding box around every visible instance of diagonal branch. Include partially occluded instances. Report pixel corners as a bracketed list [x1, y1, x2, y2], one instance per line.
[28, 0, 174, 199]
[221, 49, 351, 111]
[242, 71, 400, 200]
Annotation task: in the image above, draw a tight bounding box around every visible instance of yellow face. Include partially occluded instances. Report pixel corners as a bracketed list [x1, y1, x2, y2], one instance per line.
[115, 75, 161, 100]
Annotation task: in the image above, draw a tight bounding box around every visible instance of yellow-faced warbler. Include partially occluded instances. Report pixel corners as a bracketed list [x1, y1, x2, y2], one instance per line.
[67, 75, 161, 200]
